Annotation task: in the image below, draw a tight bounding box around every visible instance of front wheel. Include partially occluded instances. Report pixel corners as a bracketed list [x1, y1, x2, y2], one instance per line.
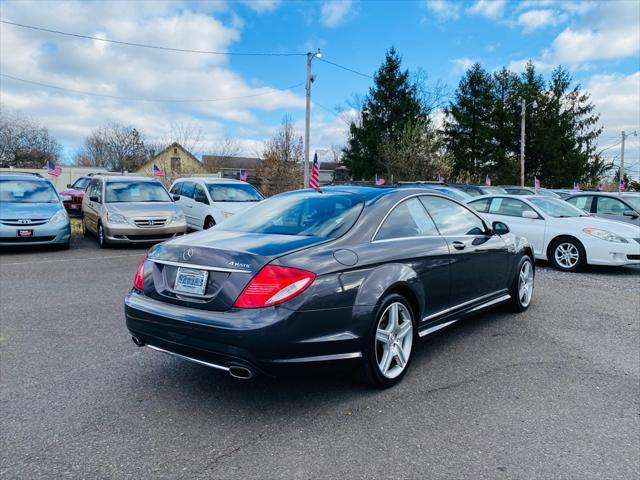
[508, 255, 535, 312]
[360, 293, 415, 388]
[549, 237, 586, 272]
[97, 223, 108, 248]
[204, 217, 216, 230]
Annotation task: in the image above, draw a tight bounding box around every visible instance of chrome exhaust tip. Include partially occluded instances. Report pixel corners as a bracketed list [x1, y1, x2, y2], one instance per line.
[131, 335, 145, 347]
[228, 366, 254, 380]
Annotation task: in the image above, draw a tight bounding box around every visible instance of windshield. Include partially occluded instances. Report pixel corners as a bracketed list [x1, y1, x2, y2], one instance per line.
[529, 197, 587, 217]
[207, 183, 263, 202]
[105, 181, 171, 203]
[0, 179, 59, 203]
[537, 189, 561, 198]
[483, 187, 507, 194]
[622, 196, 640, 211]
[218, 192, 364, 238]
[430, 187, 470, 201]
[71, 177, 91, 190]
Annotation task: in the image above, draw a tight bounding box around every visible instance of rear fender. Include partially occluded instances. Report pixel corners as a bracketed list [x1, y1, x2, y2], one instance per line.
[354, 263, 424, 312]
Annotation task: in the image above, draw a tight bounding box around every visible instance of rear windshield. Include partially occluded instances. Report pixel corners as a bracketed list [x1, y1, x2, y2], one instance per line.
[207, 183, 263, 202]
[0, 179, 59, 203]
[105, 181, 171, 203]
[71, 177, 91, 189]
[218, 192, 364, 238]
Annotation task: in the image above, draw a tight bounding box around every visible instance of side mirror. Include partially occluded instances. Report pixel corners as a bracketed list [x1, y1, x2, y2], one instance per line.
[522, 210, 539, 219]
[89, 195, 100, 203]
[492, 221, 510, 235]
[623, 209, 638, 218]
[173, 195, 180, 201]
[67, 183, 72, 188]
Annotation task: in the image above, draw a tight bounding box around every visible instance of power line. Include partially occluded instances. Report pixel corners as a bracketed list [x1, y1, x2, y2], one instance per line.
[0, 73, 305, 103]
[317, 57, 373, 79]
[313, 100, 352, 126]
[0, 19, 305, 57]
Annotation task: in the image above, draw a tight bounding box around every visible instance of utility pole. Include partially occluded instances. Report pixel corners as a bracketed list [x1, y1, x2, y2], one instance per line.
[304, 49, 321, 188]
[520, 99, 526, 187]
[619, 130, 638, 191]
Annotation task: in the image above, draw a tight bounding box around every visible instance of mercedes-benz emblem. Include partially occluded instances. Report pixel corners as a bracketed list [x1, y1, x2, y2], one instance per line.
[182, 248, 194, 261]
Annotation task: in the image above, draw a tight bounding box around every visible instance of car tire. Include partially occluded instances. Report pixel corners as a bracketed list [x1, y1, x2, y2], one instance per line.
[359, 293, 415, 389]
[549, 237, 586, 272]
[204, 217, 216, 230]
[508, 255, 534, 312]
[82, 217, 89, 237]
[97, 223, 108, 248]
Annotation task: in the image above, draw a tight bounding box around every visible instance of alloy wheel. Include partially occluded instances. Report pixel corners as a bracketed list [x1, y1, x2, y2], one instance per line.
[375, 302, 413, 379]
[518, 259, 534, 307]
[554, 242, 579, 269]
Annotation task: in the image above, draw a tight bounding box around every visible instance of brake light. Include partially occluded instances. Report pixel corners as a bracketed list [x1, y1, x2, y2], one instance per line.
[133, 255, 147, 290]
[234, 265, 315, 308]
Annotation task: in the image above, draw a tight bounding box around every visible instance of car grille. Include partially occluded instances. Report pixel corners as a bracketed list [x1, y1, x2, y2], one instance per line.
[627, 254, 640, 261]
[134, 218, 167, 228]
[0, 218, 49, 226]
[0, 235, 56, 242]
[124, 233, 176, 241]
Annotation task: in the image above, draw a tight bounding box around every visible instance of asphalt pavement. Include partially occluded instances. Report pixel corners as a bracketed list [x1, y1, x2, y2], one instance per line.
[1, 236, 639, 479]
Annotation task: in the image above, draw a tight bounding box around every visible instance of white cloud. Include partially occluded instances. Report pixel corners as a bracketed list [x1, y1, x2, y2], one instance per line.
[449, 57, 475, 73]
[517, 9, 567, 32]
[467, 0, 507, 20]
[239, 0, 281, 13]
[506, 58, 555, 73]
[423, 0, 460, 21]
[587, 72, 640, 140]
[320, 0, 354, 28]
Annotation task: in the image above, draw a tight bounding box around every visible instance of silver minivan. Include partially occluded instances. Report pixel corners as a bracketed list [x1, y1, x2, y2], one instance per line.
[82, 176, 187, 247]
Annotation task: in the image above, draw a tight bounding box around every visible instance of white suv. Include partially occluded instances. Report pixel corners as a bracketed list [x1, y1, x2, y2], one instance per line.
[169, 178, 264, 230]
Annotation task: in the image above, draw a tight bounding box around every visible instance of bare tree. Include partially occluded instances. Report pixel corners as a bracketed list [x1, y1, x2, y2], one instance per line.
[0, 109, 62, 168]
[147, 121, 204, 159]
[80, 123, 147, 172]
[257, 116, 303, 196]
[205, 136, 242, 172]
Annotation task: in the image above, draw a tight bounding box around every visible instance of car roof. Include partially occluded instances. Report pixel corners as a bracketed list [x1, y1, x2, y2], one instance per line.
[0, 174, 50, 182]
[97, 176, 163, 182]
[566, 191, 635, 197]
[173, 177, 249, 184]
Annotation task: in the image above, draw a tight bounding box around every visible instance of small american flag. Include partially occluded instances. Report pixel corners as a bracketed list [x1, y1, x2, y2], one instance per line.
[375, 174, 385, 186]
[534, 176, 540, 192]
[309, 153, 320, 189]
[239, 169, 248, 182]
[152, 164, 165, 177]
[485, 175, 491, 186]
[436, 174, 443, 182]
[596, 181, 604, 191]
[47, 161, 62, 177]
[573, 181, 580, 191]
[619, 179, 625, 192]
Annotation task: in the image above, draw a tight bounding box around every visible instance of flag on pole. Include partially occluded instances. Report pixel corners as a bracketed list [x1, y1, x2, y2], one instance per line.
[152, 164, 165, 177]
[309, 153, 320, 189]
[534, 176, 540, 193]
[619, 179, 625, 192]
[436, 174, 443, 183]
[47, 161, 62, 177]
[375, 174, 386, 186]
[573, 181, 580, 191]
[485, 175, 491, 186]
[239, 169, 248, 181]
[596, 181, 604, 191]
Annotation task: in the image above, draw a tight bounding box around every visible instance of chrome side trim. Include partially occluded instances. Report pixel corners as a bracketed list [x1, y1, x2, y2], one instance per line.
[148, 258, 251, 273]
[421, 291, 505, 322]
[271, 352, 362, 363]
[371, 234, 440, 244]
[146, 344, 229, 372]
[467, 294, 511, 312]
[418, 320, 457, 338]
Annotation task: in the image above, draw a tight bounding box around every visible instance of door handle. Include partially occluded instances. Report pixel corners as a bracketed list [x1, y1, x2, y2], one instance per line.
[452, 241, 466, 251]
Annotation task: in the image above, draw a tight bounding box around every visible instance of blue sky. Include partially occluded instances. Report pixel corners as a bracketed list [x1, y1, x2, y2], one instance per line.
[1, 0, 638, 171]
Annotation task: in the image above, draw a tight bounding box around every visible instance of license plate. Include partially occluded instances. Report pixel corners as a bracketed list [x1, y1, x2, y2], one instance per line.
[70, 204, 80, 209]
[17, 229, 33, 237]
[174, 267, 208, 295]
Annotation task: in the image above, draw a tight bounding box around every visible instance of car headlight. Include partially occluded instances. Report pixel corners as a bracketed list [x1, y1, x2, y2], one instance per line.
[49, 209, 68, 224]
[106, 211, 128, 224]
[171, 210, 185, 223]
[583, 227, 628, 243]
[222, 211, 234, 219]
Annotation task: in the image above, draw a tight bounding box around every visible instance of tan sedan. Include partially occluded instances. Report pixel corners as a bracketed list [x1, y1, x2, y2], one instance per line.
[81, 176, 187, 248]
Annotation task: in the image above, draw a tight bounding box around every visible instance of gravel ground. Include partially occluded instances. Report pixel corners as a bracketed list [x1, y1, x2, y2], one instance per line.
[1, 236, 638, 480]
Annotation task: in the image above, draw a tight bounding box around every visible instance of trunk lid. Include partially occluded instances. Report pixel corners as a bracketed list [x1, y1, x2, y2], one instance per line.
[144, 229, 325, 311]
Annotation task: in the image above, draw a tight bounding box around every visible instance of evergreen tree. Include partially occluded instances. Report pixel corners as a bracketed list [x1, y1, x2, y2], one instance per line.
[490, 68, 520, 183]
[342, 47, 426, 179]
[444, 63, 495, 181]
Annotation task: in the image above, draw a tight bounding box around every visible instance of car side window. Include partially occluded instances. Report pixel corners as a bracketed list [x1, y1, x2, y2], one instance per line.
[181, 182, 195, 199]
[375, 197, 439, 241]
[170, 182, 182, 195]
[194, 184, 208, 204]
[596, 197, 626, 215]
[87, 180, 101, 202]
[469, 198, 490, 212]
[566, 195, 593, 212]
[488, 197, 529, 217]
[420, 196, 487, 236]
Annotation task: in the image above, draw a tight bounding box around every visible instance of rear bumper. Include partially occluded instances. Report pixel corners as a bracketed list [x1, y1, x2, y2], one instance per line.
[125, 291, 364, 375]
[104, 222, 187, 243]
[0, 222, 70, 246]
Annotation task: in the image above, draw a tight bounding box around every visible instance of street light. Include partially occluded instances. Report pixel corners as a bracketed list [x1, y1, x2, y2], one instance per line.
[520, 99, 537, 187]
[304, 48, 322, 188]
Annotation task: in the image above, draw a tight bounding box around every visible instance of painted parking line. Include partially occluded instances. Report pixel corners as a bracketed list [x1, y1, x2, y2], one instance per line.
[0, 253, 143, 267]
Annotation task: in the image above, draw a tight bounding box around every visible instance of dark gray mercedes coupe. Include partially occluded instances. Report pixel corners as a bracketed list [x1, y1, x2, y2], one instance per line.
[126, 186, 535, 387]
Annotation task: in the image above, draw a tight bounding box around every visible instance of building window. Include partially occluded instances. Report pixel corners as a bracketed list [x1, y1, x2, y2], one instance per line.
[171, 157, 181, 172]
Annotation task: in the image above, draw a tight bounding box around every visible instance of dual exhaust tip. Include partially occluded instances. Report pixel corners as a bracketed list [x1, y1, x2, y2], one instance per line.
[131, 335, 254, 380]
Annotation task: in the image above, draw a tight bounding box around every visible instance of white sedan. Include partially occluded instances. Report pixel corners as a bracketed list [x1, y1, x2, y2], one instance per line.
[466, 195, 640, 272]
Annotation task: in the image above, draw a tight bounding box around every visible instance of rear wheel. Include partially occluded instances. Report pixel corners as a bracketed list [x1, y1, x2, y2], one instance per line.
[508, 255, 534, 312]
[549, 237, 586, 272]
[204, 217, 216, 230]
[97, 223, 108, 248]
[360, 293, 415, 388]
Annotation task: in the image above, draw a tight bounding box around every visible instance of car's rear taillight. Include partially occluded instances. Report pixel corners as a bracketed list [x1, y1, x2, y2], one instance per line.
[234, 265, 315, 308]
[133, 255, 147, 291]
